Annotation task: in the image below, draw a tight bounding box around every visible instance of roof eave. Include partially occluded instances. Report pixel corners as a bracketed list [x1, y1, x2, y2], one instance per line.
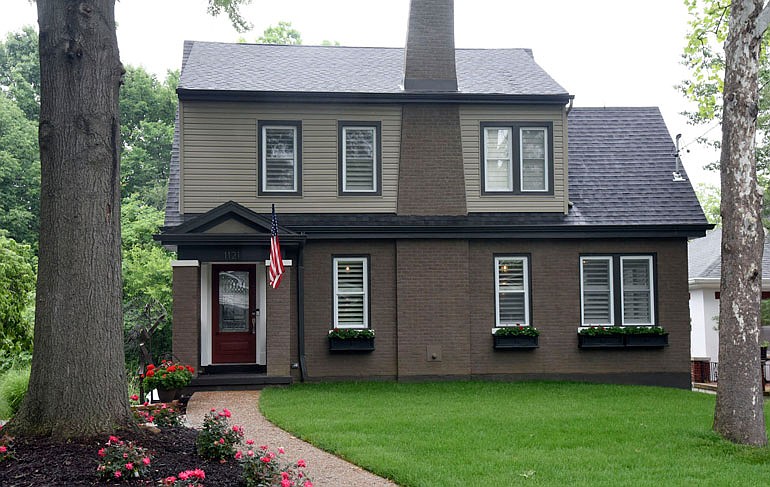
[176, 89, 572, 105]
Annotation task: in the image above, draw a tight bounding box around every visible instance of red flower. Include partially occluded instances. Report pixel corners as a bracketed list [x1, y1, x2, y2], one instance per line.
[146, 370, 155, 377]
[146, 364, 155, 371]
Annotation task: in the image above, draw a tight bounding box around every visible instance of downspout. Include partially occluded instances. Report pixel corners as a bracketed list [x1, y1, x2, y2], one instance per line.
[566, 95, 575, 115]
[297, 240, 307, 381]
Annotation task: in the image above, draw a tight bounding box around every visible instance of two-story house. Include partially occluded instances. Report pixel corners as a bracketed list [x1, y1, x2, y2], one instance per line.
[157, 0, 710, 389]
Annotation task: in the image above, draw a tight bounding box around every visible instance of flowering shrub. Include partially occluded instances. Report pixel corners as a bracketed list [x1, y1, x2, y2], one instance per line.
[328, 328, 374, 339]
[95, 435, 152, 480]
[162, 468, 206, 486]
[196, 408, 244, 460]
[142, 360, 194, 391]
[493, 325, 539, 337]
[239, 444, 313, 487]
[0, 431, 15, 463]
[133, 402, 184, 428]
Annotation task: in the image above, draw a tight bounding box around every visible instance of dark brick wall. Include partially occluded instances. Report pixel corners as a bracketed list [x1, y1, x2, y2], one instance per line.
[397, 104, 467, 215]
[403, 0, 457, 90]
[267, 266, 292, 377]
[303, 241, 398, 380]
[396, 240, 471, 377]
[172, 266, 200, 373]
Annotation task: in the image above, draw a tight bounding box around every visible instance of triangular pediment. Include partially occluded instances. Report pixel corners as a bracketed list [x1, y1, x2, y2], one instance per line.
[165, 201, 297, 236]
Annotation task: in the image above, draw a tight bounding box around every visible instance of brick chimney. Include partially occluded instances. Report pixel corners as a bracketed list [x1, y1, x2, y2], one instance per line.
[403, 0, 457, 91]
[397, 0, 466, 216]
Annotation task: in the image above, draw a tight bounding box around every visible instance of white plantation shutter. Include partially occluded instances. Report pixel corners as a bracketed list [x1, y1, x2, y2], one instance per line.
[263, 126, 296, 191]
[621, 257, 653, 325]
[495, 257, 529, 326]
[343, 127, 376, 192]
[581, 257, 613, 325]
[520, 127, 547, 191]
[334, 257, 368, 328]
[484, 127, 513, 191]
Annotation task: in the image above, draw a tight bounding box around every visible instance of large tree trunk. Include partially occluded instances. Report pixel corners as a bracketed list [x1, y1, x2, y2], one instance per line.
[714, 0, 769, 446]
[6, 0, 130, 438]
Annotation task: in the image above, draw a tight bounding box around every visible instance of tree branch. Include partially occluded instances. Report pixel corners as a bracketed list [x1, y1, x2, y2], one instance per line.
[754, 2, 770, 37]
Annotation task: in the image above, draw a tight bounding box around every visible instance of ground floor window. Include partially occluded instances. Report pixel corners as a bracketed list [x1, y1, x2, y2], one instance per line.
[494, 256, 530, 326]
[333, 256, 369, 328]
[580, 254, 655, 326]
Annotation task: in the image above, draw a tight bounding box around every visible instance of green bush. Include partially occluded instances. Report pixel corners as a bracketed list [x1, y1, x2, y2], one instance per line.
[0, 366, 30, 419]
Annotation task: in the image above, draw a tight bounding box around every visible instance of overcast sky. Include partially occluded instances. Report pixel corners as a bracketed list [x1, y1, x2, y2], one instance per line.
[3, 0, 720, 186]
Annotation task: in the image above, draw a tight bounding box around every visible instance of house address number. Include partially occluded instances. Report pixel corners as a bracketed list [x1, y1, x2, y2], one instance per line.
[223, 249, 240, 261]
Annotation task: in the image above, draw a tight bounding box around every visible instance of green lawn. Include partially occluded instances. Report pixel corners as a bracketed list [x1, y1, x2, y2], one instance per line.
[260, 381, 770, 486]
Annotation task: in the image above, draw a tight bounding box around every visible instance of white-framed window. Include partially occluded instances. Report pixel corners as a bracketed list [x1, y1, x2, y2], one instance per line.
[495, 256, 530, 326]
[620, 256, 654, 325]
[333, 257, 368, 328]
[580, 257, 614, 326]
[483, 127, 513, 192]
[580, 255, 656, 327]
[341, 125, 378, 193]
[520, 127, 548, 192]
[259, 122, 301, 194]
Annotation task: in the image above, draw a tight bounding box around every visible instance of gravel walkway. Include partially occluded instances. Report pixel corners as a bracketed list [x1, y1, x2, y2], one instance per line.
[186, 390, 398, 487]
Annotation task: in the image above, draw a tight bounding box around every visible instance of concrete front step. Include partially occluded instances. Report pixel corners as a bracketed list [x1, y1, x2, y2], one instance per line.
[186, 373, 292, 392]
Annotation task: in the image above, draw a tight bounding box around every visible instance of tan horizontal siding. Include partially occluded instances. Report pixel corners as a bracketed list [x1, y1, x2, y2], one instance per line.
[180, 101, 401, 214]
[460, 105, 568, 213]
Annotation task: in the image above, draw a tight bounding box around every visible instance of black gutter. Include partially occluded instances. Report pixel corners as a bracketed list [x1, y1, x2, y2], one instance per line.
[297, 241, 307, 381]
[176, 89, 572, 106]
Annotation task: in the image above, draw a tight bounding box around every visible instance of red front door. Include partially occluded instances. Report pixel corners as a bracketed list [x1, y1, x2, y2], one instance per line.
[212, 264, 257, 363]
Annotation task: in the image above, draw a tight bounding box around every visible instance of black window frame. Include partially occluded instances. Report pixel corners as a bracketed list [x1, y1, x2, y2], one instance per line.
[258, 120, 303, 196]
[578, 253, 659, 327]
[479, 121, 554, 196]
[337, 121, 382, 196]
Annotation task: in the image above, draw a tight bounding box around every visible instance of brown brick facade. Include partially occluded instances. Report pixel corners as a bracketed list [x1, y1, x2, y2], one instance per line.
[266, 267, 293, 377]
[172, 265, 200, 371]
[397, 104, 467, 216]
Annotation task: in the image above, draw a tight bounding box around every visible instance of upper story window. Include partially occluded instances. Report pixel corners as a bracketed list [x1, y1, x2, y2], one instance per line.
[338, 122, 381, 195]
[480, 122, 553, 195]
[580, 255, 655, 327]
[495, 256, 531, 327]
[333, 256, 369, 328]
[258, 121, 302, 195]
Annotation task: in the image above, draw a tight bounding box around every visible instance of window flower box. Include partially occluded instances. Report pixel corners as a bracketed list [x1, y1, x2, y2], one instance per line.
[328, 328, 375, 353]
[492, 326, 539, 350]
[578, 326, 668, 349]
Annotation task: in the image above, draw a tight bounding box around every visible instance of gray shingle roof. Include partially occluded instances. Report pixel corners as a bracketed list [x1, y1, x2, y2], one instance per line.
[178, 42, 568, 96]
[688, 228, 770, 280]
[164, 107, 709, 232]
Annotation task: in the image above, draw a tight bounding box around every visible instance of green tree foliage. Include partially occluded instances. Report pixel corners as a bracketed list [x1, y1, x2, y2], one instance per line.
[695, 182, 722, 225]
[258, 21, 303, 45]
[0, 26, 40, 121]
[119, 67, 178, 207]
[0, 96, 40, 247]
[0, 234, 35, 372]
[680, 0, 770, 172]
[207, 0, 253, 32]
[121, 195, 173, 363]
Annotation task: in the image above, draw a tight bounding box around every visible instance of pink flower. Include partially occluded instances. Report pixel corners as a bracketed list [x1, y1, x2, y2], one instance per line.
[130, 394, 139, 401]
[164, 476, 177, 484]
[97, 448, 105, 457]
[260, 444, 269, 451]
[219, 438, 225, 444]
[210, 408, 216, 412]
[281, 471, 290, 479]
[246, 439, 255, 445]
[123, 453, 128, 458]
[247, 450, 254, 457]
[0, 446, 6, 454]
[193, 469, 205, 479]
[297, 459, 307, 468]
[232, 425, 240, 432]
[114, 471, 122, 479]
[278, 447, 285, 454]
[235, 451, 243, 460]
[260, 456, 271, 463]
[269, 451, 276, 459]
[125, 462, 134, 470]
[108, 435, 119, 443]
[142, 457, 151, 465]
[223, 408, 231, 418]
[304, 481, 313, 487]
[179, 471, 189, 480]
[281, 479, 292, 487]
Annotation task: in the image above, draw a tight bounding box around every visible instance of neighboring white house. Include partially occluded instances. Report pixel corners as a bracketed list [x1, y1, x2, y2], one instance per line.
[688, 229, 770, 362]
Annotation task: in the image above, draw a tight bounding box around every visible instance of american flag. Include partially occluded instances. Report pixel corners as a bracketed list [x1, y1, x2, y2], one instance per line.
[269, 204, 285, 289]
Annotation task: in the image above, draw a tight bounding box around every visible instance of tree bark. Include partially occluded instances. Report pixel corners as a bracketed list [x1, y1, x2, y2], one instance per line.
[6, 0, 131, 438]
[714, 0, 768, 446]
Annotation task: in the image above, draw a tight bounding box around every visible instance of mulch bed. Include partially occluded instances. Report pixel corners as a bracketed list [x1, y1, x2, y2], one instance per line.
[0, 426, 245, 486]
